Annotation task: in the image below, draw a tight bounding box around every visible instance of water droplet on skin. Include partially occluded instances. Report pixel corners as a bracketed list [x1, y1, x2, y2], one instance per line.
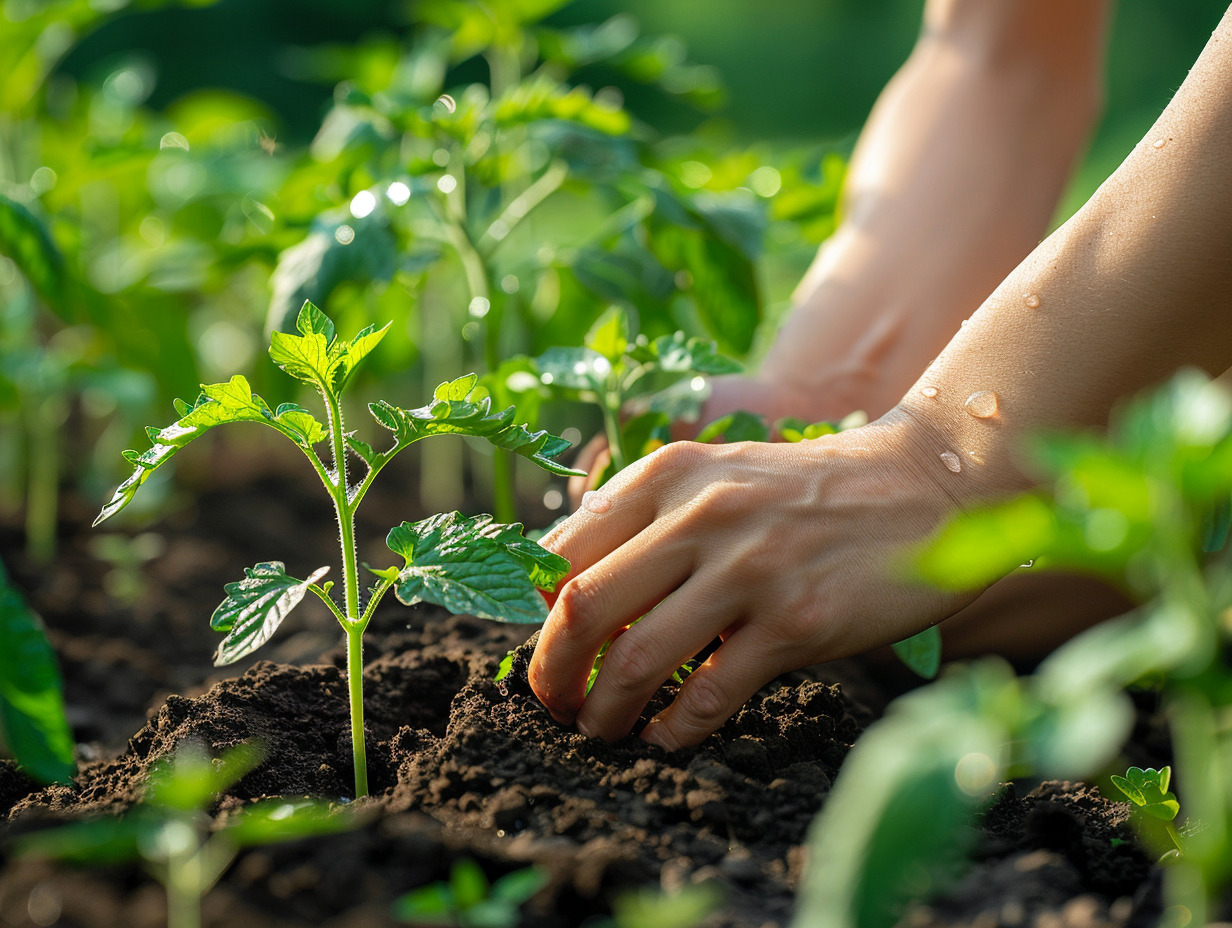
[939, 451, 962, 473]
[1153, 138, 1166, 149]
[1022, 292, 1041, 308]
[964, 391, 999, 419]
[582, 491, 611, 514]
[920, 386, 939, 399]
[960, 319, 969, 328]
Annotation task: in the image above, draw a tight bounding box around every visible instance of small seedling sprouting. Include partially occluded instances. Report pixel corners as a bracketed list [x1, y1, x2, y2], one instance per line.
[1111, 765, 1184, 858]
[95, 301, 584, 798]
[13, 743, 350, 928]
[392, 857, 548, 927]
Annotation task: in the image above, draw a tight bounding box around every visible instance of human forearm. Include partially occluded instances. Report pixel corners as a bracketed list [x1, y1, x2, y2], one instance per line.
[899, 3, 1232, 502]
[761, 0, 1107, 420]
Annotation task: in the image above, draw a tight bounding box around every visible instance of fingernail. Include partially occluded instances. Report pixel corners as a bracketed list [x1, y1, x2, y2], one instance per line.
[640, 718, 675, 751]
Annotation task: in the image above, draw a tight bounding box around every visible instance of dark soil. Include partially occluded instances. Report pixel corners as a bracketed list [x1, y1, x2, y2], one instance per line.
[0, 445, 1164, 928]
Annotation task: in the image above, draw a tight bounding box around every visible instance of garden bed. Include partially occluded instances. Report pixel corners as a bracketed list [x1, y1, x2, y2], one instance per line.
[0, 454, 1164, 928]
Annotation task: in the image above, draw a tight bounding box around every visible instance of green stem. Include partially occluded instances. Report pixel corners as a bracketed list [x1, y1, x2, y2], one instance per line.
[24, 396, 59, 565]
[322, 388, 368, 798]
[1165, 820, 1184, 856]
[345, 624, 368, 799]
[602, 392, 627, 472]
[164, 840, 202, 928]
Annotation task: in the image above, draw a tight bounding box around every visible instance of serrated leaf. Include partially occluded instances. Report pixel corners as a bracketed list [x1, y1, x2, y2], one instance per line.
[386, 512, 569, 623]
[649, 332, 742, 376]
[0, 559, 75, 784]
[268, 301, 391, 395]
[891, 626, 942, 680]
[210, 563, 329, 666]
[369, 375, 583, 477]
[95, 376, 327, 526]
[346, 434, 376, 466]
[584, 307, 629, 363]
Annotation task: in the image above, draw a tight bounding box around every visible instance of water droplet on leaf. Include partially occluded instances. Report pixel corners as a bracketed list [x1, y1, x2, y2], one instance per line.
[435, 94, 457, 114]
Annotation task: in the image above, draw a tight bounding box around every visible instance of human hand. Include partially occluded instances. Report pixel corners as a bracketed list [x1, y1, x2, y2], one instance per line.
[531, 411, 984, 751]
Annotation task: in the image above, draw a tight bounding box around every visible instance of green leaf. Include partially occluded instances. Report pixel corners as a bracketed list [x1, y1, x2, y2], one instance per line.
[489, 866, 548, 906]
[95, 376, 327, 526]
[210, 563, 330, 666]
[13, 814, 149, 865]
[391, 883, 454, 923]
[369, 374, 584, 477]
[645, 331, 742, 377]
[0, 558, 75, 784]
[386, 512, 569, 624]
[535, 346, 610, 394]
[224, 798, 353, 847]
[611, 884, 724, 928]
[891, 627, 942, 680]
[584, 307, 629, 364]
[269, 300, 392, 395]
[266, 218, 398, 336]
[450, 858, 490, 910]
[695, 411, 770, 444]
[0, 192, 68, 313]
[146, 743, 264, 812]
[1110, 766, 1179, 821]
[914, 496, 1057, 592]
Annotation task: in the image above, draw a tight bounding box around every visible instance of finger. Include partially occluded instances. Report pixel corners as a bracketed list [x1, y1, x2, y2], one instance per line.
[567, 444, 609, 509]
[639, 625, 783, 751]
[529, 522, 694, 725]
[575, 573, 740, 742]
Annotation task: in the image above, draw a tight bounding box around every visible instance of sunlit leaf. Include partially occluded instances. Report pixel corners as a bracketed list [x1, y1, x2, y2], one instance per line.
[584, 306, 629, 363]
[0, 558, 75, 784]
[369, 374, 583, 477]
[914, 496, 1057, 592]
[695, 410, 769, 444]
[95, 375, 327, 526]
[269, 300, 391, 394]
[385, 512, 569, 623]
[210, 563, 329, 666]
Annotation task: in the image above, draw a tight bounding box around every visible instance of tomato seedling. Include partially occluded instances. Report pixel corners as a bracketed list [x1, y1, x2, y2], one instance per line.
[393, 857, 547, 928]
[95, 301, 583, 798]
[1111, 765, 1184, 857]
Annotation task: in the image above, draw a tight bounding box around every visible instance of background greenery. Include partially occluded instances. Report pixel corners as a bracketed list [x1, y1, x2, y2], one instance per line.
[56, 0, 1230, 215]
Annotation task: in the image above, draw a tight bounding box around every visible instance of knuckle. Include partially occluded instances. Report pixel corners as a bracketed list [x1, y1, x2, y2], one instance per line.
[554, 576, 602, 634]
[689, 481, 742, 529]
[602, 635, 664, 695]
[675, 672, 730, 728]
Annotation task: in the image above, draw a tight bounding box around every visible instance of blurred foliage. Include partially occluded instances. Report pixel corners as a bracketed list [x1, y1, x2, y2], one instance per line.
[13, 742, 353, 928]
[0, 0, 844, 537]
[796, 370, 1232, 927]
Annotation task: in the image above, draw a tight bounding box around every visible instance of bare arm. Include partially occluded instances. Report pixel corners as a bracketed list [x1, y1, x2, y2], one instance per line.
[530, 4, 1232, 753]
[723, 0, 1109, 424]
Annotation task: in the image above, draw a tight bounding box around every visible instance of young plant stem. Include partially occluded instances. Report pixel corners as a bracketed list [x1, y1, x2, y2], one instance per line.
[322, 388, 369, 798]
[345, 624, 368, 799]
[602, 390, 627, 472]
[165, 837, 202, 928]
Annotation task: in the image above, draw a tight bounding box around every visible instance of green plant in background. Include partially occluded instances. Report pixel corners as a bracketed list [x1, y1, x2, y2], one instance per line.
[1111, 765, 1185, 859]
[94, 301, 583, 798]
[393, 857, 547, 928]
[532, 305, 740, 475]
[795, 369, 1232, 928]
[262, 0, 842, 522]
[13, 742, 351, 928]
[0, 555, 75, 785]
